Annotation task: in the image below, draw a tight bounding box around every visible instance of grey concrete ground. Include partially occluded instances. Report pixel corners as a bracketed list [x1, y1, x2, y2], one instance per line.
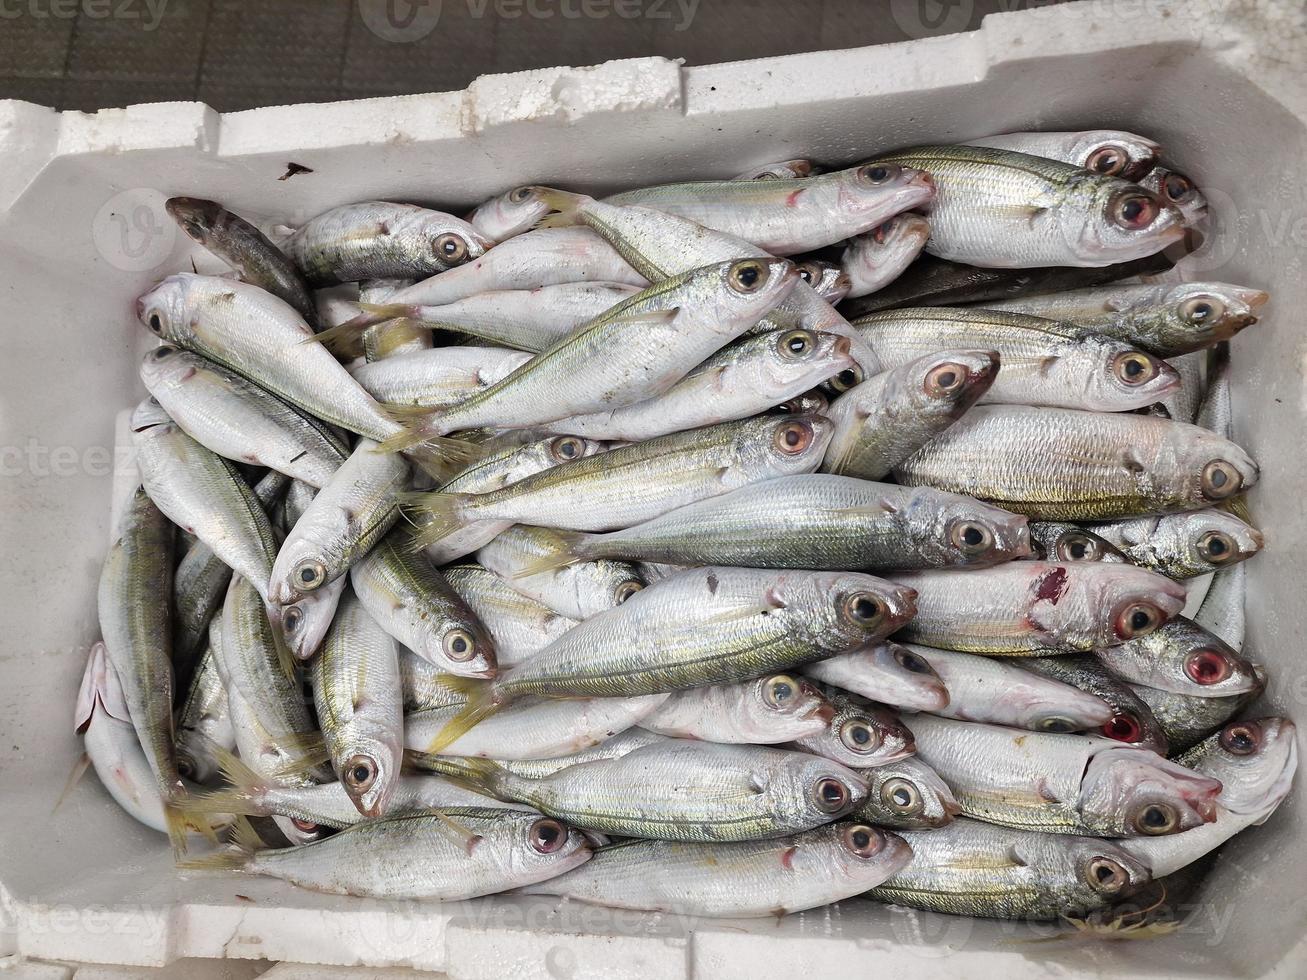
[0, 0, 1076, 112]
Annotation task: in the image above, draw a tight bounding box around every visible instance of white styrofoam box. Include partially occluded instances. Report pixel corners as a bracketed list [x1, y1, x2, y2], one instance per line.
[1, 0, 1304, 976]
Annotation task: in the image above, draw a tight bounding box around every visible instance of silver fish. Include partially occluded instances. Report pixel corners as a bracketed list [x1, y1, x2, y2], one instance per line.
[801, 641, 949, 713]
[1195, 562, 1246, 651]
[173, 643, 236, 786]
[1128, 673, 1265, 754]
[851, 756, 961, 830]
[414, 727, 671, 782]
[443, 564, 579, 669]
[467, 185, 557, 242]
[789, 682, 915, 769]
[894, 405, 1260, 520]
[964, 130, 1161, 180]
[639, 675, 833, 744]
[1090, 510, 1263, 579]
[1094, 617, 1261, 698]
[1018, 653, 1170, 754]
[522, 821, 911, 917]
[841, 213, 931, 299]
[891, 562, 1187, 653]
[1140, 167, 1208, 227]
[348, 346, 533, 409]
[797, 258, 853, 304]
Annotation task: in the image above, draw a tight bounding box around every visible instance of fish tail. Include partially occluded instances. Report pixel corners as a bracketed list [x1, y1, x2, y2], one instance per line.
[512, 529, 591, 577]
[423, 678, 507, 754]
[52, 751, 92, 813]
[532, 188, 594, 228]
[270, 732, 333, 781]
[408, 752, 506, 799]
[404, 439, 483, 483]
[175, 746, 270, 818]
[398, 491, 473, 548]
[369, 318, 427, 358]
[176, 816, 261, 872]
[163, 798, 192, 860]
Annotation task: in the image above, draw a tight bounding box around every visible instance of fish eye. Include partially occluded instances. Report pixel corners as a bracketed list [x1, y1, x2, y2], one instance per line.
[149, 345, 177, 360]
[1110, 192, 1160, 230]
[146, 312, 164, 335]
[839, 718, 881, 753]
[507, 186, 534, 204]
[795, 262, 820, 285]
[291, 818, 321, 833]
[442, 628, 476, 662]
[924, 362, 966, 397]
[344, 755, 377, 793]
[1201, 460, 1242, 500]
[842, 592, 885, 629]
[1184, 649, 1233, 685]
[1037, 717, 1079, 734]
[529, 818, 567, 853]
[813, 777, 851, 813]
[293, 560, 328, 592]
[727, 259, 767, 293]
[858, 164, 898, 185]
[1163, 172, 1196, 203]
[1057, 532, 1102, 562]
[1086, 856, 1129, 894]
[841, 823, 883, 858]
[763, 675, 798, 709]
[1112, 351, 1159, 386]
[614, 580, 644, 604]
[1115, 603, 1163, 640]
[283, 606, 304, 633]
[880, 777, 923, 814]
[777, 329, 816, 359]
[1134, 802, 1179, 835]
[773, 419, 815, 455]
[1086, 144, 1129, 176]
[1197, 530, 1237, 564]
[434, 233, 470, 264]
[1181, 295, 1224, 324]
[1101, 712, 1144, 743]
[949, 521, 994, 556]
[829, 366, 863, 393]
[893, 647, 933, 675]
[176, 754, 196, 781]
[549, 436, 585, 462]
[1219, 721, 1262, 755]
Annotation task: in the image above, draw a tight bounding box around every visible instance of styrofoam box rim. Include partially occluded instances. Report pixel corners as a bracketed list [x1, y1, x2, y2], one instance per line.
[2, 1, 1306, 977]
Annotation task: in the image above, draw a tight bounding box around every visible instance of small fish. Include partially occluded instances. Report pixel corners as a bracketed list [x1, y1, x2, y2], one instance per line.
[443, 564, 579, 669]
[841, 213, 931, 299]
[1026, 522, 1125, 563]
[732, 159, 815, 181]
[280, 201, 493, 285]
[467, 185, 557, 242]
[895, 405, 1259, 520]
[820, 350, 998, 481]
[851, 757, 961, 830]
[348, 346, 534, 410]
[1090, 510, 1264, 579]
[1018, 653, 1170, 754]
[890, 561, 1187, 653]
[1094, 617, 1261, 698]
[639, 675, 833, 744]
[964, 130, 1161, 180]
[797, 259, 853, 303]
[1140, 167, 1207, 227]
[789, 682, 915, 769]
[1128, 671, 1265, 754]
[801, 641, 949, 713]
[911, 645, 1113, 732]
[522, 821, 911, 917]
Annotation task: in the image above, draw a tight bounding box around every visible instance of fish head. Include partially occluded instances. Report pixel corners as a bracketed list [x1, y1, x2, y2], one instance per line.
[138, 343, 203, 395]
[1069, 131, 1162, 181]
[836, 641, 949, 713]
[906, 487, 1033, 567]
[811, 571, 918, 649]
[794, 259, 850, 303]
[1142, 167, 1208, 226]
[497, 812, 593, 880]
[1066, 175, 1186, 264]
[1074, 563, 1187, 646]
[805, 822, 914, 887]
[863, 757, 961, 829]
[1163, 282, 1266, 347]
[1067, 837, 1153, 903]
[1082, 745, 1225, 837]
[771, 754, 869, 828]
[1079, 337, 1180, 411]
[737, 674, 833, 742]
[466, 186, 555, 243]
[1147, 618, 1261, 697]
[903, 349, 1000, 418]
[705, 256, 801, 326]
[838, 163, 937, 221]
[1011, 683, 1115, 735]
[421, 618, 497, 679]
[339, 738, 403, 819]
[1030, 523, 1125, 564]
[740, 412, 835, 476]
[137, 272, 202, 347]
[847, 212, 931, 275]
[1161, 427, 1260, 510]
[164, 197, 226, 246]
[820, 700, 916, 768]
[1170, 509, 1264, 577]
[1183, 717, 1298, 819]
[751, 328, 856, 397]
[411, 211, 494, 269]
[269, 575, 347, 661]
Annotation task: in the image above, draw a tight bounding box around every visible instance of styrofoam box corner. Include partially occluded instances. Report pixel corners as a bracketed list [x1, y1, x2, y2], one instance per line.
[1, 1, 1305, 977]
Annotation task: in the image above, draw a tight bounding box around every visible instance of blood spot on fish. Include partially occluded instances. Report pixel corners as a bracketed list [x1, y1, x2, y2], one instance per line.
[706, 572, 719, 595]
[1033, 566, 1068, 604]
[379, 221, 392, 236]
[780, 845, 798, 870]
[784, 189, 804, 208]
[179, 367, 197, 382]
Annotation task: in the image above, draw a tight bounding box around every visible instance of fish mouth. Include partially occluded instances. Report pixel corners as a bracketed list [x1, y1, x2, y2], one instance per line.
[1236, 288, 1270, 311]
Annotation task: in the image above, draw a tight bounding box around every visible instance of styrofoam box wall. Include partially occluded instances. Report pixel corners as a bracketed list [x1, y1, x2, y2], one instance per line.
[1, 1, 1303, 976]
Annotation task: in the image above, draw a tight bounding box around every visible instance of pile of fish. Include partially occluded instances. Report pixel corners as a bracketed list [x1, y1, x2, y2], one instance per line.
[82, 128, 1296, 924]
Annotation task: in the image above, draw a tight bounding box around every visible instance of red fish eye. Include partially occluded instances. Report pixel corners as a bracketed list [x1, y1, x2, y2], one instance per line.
[1101, 713, 1143, 743]
[1184, 649, 1232, 685]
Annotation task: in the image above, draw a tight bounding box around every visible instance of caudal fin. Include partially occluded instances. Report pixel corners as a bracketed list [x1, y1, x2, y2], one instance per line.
[405, 753, 507, 800]
[422, 677, 507, 754]
[175, 745, 271, 819]
[511, 529, 592, 577]
[398, 490, 474, 549]
[306, 303, 412, 355]
[176, 815, 263, 872]
[532, 188, 595, 229]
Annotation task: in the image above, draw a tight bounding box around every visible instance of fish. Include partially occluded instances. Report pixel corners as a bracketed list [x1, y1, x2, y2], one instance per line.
[963, 130, 1161, 180]
[541, 328, 853, 442]
[1158, 349, 1207, 425]
[1121, 718, 1298, 877]
[1196, 342, 1233, 436]
[310, 589, 404, 817]
[350, 527, 496, 677]
[841, 213, 931, 299]
[965, 281, 1266, 357]
[404, 414, 832, 544]
[788, 682, 915, 769]
[421, 434, 608, 565]
[476, 526, 646, 621]
[639, 675, 833, 744]
[1026, 521, 1125, 563]
[1128, 672, 1266, 754]
[426, 566, 916, 751]
[1140, 167, 1208, 227]
[521, 821, 911, 917]
[597, 162, 937, 255]
[732, 159, 815, 181]
[866, 817, 1152, 920]
[348, 346, 534, 409]
[801, 641, 949, 713]
[894, 405, 1260, 520]
[797, 259, 853, 303]
[1094, 617, 1262, 698]
[852, 307, 1179, 411]
[890, 561, 1187, 653]
[409, 727, 672, 782]
[906, 714, 1222, 836]
[180, 809, 591, 900]
[909, 645, 1113, 732]
[140, 345, 348, 488]
[467, 185, 557, 242]
[399, 647, 470, 713]
[357, 278, 429, 360]
[269, 438, 410, 660]
[861, 145, 1184, 268]
[173, 643, 236, 786]
[406, 694, 670, 760]
[850, 757, 961, 830]
[279, 479, 317, 532]
[376, 258, 800, 447]
[1089, 510, 1264, 579]
[524, 475, 1031, 573]
[137, 273, 473, 470]
[279, 201, 493, 285]
[422, 740, 869, 841]
[443, 564, 579, 669]
[1195, 562, 1246, 651]
[1018, 653, 1170, 754]
[820, 350, 998, 481]
[166, 197, 321, 330]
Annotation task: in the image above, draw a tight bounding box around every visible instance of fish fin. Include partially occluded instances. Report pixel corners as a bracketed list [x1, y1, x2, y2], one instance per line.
[164, 800, 192, 860]
[1219, 494, 1252, 524]
[531, 188, 594, 228]
[265, 603, 299, 680]
[411, 755, 506, 797]
[991, 203, 1050, 225]
[405, 441, 482, 484]
[302, 317, 376, 356]
[53, 752, 92, 813]
[428, 808, 486, 855]
[269, 733, 332, 781]
[422, 679, 506, 754]
[176, 746, 270, 818]
[369, 318, 427, 358]
[511, 530, 591, 578]
[177, 816, 261, 872]
[398, 491, 472, 548]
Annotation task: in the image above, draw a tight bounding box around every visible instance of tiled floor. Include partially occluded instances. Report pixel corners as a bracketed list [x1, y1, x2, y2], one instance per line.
[0, 0, 1077, 113]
